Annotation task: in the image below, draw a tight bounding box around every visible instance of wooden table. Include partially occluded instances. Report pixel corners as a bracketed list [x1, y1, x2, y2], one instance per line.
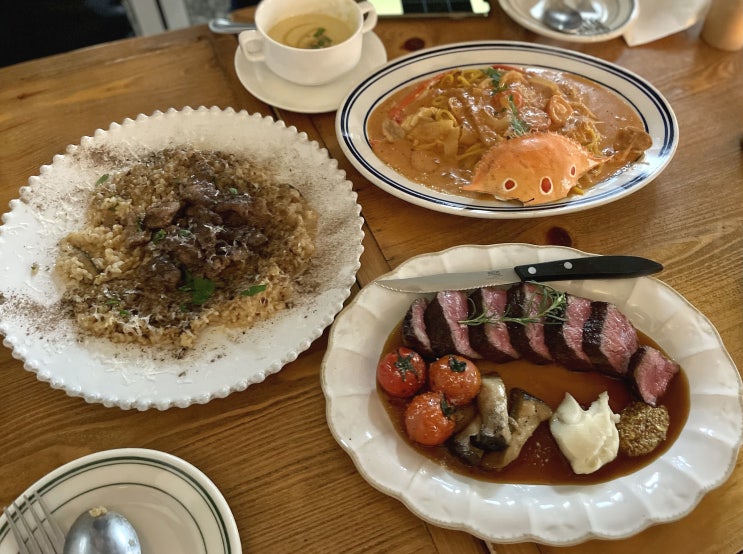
[1, 4, 742, 553]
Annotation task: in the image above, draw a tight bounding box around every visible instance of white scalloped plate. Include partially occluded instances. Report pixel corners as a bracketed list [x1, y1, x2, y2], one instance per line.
[0, 449, 241, 553]
[0, 107, 364, 410]
[321, 244, 742, 545]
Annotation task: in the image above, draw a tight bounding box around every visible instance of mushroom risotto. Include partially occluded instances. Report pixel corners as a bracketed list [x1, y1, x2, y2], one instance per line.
[55, 147, 318, 348]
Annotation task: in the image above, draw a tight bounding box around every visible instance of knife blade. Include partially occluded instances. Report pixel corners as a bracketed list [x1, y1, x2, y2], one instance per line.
[375, 255, 663, 293]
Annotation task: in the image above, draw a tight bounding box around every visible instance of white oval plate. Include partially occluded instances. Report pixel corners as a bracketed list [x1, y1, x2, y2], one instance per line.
[0, 106, 364, 410]
[499, 0, 638, 43]
[321, 244, 743, 545]
[0, 449, 241, 554]
[336, 41, 678, 218]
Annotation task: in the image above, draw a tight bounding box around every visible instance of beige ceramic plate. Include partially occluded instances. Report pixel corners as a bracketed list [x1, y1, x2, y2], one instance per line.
[322, 243, 742, 545]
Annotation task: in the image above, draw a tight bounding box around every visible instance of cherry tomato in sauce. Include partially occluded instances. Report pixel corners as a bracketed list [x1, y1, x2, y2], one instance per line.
[428, 354, 482, 406]
[404, 391, 456, 446]
[376, 347, 427, 398]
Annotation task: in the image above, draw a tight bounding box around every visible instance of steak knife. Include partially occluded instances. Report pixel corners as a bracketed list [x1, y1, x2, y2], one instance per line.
[375, 255, 663, 293]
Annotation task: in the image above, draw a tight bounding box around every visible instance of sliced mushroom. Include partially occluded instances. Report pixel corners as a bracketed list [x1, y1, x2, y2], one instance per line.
[68, 245, 100, 277]
[481, 388, 552, 471]
[142, 200, 182, 229]
[472, 373, 511, 452]
[448, 414, 484, 466]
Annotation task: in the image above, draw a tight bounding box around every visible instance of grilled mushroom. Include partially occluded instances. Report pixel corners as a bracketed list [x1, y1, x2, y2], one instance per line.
[448, 414, 484, 466]
[472, 373, 512, 451]
[481, 388, 552, 470]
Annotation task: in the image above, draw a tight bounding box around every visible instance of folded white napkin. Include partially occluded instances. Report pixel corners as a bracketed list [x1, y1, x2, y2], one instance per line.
[624, 0, 710, 46]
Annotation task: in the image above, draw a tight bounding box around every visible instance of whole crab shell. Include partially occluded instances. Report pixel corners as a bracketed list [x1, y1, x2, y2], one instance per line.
[463, 132, 605, 205]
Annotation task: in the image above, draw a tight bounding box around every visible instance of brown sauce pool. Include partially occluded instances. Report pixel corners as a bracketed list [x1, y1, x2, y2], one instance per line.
[367, 67, 648, 199]
[379, 322, 690, 485]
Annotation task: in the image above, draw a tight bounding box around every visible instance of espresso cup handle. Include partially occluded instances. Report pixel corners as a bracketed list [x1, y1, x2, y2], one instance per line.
[238, 30, 266, 62]
[357, 1, 378, 34]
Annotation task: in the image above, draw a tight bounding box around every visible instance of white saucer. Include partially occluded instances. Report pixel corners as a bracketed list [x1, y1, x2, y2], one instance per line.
[234, 32, 387, 114]
[0, 449, 241, 554]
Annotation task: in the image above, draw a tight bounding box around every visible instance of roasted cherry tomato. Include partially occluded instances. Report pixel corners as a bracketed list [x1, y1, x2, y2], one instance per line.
[376, 347, 427, 398]
[428, 354, 482, 406]
[404, 391, 456, 446]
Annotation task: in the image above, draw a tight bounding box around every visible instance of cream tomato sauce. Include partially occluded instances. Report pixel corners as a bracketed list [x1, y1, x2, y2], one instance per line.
[367, 66, 650, 201]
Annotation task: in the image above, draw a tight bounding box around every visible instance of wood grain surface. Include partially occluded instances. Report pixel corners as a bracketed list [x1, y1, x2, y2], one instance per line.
[0, 3, 741, 553]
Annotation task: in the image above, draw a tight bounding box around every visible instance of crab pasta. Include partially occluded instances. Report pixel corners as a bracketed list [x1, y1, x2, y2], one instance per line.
[368, 65, 652, 205]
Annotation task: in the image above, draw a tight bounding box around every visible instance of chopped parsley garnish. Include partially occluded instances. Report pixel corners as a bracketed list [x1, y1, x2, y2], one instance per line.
[187, 277, 215, 305]
[310, 27, 332, 48]
[95, 174, 110, 186]
[152, 229, 167, 243]
[241, 284, 267, 297]
[179, 271, 215, 306]
[484, 67, 506, 92]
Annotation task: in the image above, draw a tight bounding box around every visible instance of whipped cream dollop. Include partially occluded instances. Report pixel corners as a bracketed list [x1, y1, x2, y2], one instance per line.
[550, 391, 620, 474]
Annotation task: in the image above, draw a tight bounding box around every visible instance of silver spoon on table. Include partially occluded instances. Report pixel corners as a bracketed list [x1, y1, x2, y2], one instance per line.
[63, 507, 141, 554]
[208, 17, 256, 34]
[541, 0, 584, 33]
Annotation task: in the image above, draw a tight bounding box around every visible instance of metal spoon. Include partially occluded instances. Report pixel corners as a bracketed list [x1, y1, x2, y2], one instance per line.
[63, 507, 141, 554]
[208, 17, 256, 34]
[541, 0, 584, 33]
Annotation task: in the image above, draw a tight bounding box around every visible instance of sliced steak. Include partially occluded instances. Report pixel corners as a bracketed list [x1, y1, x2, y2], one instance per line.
[544, 294, 593, 371]
[425, 290, 482, 359]
[505, 283, 553, 364]
[629, 345, 680, 406]
[468, 287, 520, 363]
[582, 301, 638, 376]
[401, 297, 435, 360]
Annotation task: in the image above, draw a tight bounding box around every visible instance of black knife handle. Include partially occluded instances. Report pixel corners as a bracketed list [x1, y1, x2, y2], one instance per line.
[513, 255, 663, 282]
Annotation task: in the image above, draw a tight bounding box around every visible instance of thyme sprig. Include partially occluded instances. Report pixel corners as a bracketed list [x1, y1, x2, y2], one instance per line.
[459, 283, 567, 327]
[507, 94, 530, 136]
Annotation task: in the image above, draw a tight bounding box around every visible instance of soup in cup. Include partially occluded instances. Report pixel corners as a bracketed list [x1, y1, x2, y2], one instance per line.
[238, 0, 378, 86]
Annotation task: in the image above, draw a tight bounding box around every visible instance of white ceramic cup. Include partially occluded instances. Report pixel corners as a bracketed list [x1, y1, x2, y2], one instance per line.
[238, 0, 377, 86]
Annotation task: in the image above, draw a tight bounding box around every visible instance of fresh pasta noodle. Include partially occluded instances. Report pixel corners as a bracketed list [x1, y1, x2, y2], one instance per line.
[368, 65, 652, 204]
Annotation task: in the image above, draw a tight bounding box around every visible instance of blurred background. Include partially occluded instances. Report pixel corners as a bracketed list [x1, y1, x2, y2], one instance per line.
[0, 0, 257, 67]
[0, 0, 488, 67]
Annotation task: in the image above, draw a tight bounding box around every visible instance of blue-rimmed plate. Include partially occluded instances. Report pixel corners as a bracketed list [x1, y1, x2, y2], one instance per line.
[336, 41, 678, 218]
[0, 449, 241, 553]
